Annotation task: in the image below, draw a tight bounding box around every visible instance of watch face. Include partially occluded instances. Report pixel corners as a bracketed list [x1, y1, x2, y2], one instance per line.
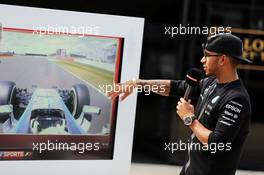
[184, 116, 192, 126]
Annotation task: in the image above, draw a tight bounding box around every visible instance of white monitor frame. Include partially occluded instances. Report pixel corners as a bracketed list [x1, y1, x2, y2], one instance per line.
[0, 4, 144, 175]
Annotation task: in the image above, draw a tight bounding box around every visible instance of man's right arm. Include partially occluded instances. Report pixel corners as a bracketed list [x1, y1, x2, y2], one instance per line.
[135, 79, 171, 96]
[107, 79, 172, 101]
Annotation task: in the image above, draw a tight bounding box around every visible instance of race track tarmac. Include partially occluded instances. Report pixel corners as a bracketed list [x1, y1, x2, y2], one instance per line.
[0, 55, 112, 134]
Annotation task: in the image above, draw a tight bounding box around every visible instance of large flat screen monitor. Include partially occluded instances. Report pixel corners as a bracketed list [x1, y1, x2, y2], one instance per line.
[0, 4, 144, 175]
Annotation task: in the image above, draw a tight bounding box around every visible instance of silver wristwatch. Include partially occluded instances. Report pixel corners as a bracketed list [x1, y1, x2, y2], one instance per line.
[183, 115, 196, 126]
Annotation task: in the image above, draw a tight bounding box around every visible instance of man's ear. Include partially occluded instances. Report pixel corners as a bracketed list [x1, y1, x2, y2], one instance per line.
[219, 55, 227, 66]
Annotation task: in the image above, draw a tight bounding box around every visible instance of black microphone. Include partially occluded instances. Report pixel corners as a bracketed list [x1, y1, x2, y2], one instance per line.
[184, 68, 202, 100]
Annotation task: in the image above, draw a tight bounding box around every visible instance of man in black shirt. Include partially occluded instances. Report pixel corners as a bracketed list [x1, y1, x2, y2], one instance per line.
[107, 33, 252, 175]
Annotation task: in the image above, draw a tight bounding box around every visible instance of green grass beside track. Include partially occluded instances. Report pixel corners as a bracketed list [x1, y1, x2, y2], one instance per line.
[54, 60, 114, 89]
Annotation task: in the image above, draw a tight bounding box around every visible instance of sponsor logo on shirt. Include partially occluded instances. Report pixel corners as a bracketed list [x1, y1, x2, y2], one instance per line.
[207, 104, 213, 110]
[225, 104, 241, 113]
[224, 110, 234, 116]
[211, 96, 220, 104]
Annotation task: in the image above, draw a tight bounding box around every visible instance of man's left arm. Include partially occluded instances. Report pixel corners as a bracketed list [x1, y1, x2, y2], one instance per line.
[207, 97, 250, 145]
